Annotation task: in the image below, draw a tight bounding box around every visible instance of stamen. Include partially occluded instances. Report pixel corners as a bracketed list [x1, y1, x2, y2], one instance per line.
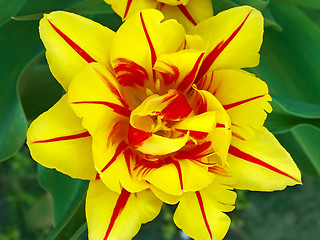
[146, 88, 154, 96]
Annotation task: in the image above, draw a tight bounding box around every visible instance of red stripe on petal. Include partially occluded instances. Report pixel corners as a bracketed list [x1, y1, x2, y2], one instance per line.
[232, 132, 246, 141]
[95, 172, 100, 180]
[175, 141, 212, 160]
[72, 101, 131, 117]
[93, 65, 127, 107]
[158, 63, 180, 86]
[216, 123, 226, 128]
[48, 20, 96, 63]
[161, 92, 192, 120]
[140, 12, 157, 80]
[175, 129, 208, 140]
[178, 52, 205, 92]
[196, 191, 213, 240]
[128, 125, 152, 148]
[32, 131, 90, 143]
[101, 141, 128, 173]
[195, 10, 253, 84]
[104, 188, 131, 240]
[123, 0, 133, 19]
[177, 5, 197, 26]
[223, 95, 265, 110]
[114, 58, 149, 87]
[172, 161, 183, 190]
[228, 145, 299, 182]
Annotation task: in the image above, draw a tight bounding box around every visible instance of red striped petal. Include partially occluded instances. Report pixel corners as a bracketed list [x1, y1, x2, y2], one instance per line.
[228, 145, 299, 182]
[32, 131, 90, 143]
[48, 20, 96, 63]
[195, 191, 213, 239]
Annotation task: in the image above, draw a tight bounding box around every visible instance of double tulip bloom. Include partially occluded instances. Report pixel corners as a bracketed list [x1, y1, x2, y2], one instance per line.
[27, 5, 301, 240]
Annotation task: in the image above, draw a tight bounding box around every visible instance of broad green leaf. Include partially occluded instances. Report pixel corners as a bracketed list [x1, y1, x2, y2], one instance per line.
[273, 96, 320, 119]
[276, 127, 320, 177]
[291, 124, 320, 176]
[252, 2, 320, 105]
[0, 0, 26, 27]
[0, 20, 43, 162]
[275, 0, 320, 9]
[18, 52, 63, 121]
[38, 165, 89, 239]
[232, 0, 269, 11]
[66, 0, 114, 14]
[262, 6, 283, 31]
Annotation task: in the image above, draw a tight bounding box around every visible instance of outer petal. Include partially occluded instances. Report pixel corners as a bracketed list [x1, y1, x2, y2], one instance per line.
[110, 9, 185, 98]
[226, 127, 302, 191]
[189, 6, 263, 82]
[86, 180, 162, 240]
[27, 95, 96, 180]
[174, 175, 236, 240]
[68, 62, 129, 137]
[199, 69, 272, 140]
[39, 11, 114, 90]
[68, 63, 146, 193]
[105, 0, 158, 20]
[160, 0, 213, 31]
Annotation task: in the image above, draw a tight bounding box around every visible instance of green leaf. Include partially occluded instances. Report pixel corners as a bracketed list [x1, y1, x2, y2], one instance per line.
[18, 52, 63, 121]
[233, 0, 269, 11]
[252, 2, 320, 105]
[38, 165, 89, 239]
[0, 0, 26, 27]
[0, 20, 43, 162]
[273, 96, 320, 119]
[66, 0, 114, 15]
[276, 125, 320, 177]
[275, 0, 320, 9]
[291, 124, 320, 176]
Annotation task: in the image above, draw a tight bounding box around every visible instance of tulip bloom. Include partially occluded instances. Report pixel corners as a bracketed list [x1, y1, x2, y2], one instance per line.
[104, 0, 213, 30]
[27, 6, 301, 240]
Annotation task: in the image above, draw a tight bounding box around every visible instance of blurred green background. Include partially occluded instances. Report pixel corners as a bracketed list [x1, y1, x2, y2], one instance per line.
[1, 0, 320, 239]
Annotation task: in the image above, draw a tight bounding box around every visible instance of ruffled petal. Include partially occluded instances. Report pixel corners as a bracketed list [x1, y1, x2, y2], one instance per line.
[154, 49, 205, 94]
[199, 69, 272, 140]
[68, 62, 130, 137]
[39, 11, 114, 90]
[26, 95, 96, 180]
[187, 89, 231, 164]
[105, 0, 158, 20]
[110, 9, 185, 100]
[135, 157, 214, 196]
[86, 180, 162, 240]
[160, 0, 213, 30]
[173, 175, 236, 240]
[189, 6, 263, 82]
[226, 127, 302, 191]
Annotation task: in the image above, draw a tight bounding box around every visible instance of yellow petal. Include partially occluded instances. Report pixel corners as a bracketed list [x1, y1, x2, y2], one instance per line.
[226, 127, 302, 191]
[86, 180, 162, 240]
[68, 62, 130, 137]
[95, 142, 149, 193]
[39, 11, 114, 90]
[189, 6, 263, 82]
[154, 49, 205, 94]
[188, 89, 231, 164]
[105, 0, 158, 20]
[200, 69, 272, 140]
[173, 175, 236, 240]
[139, 159, 214, 196]
[160, 0, 213, 31]
[158, 0, 189, 5]
[27, 95, 96, 180]
[110, 9, 185, 93]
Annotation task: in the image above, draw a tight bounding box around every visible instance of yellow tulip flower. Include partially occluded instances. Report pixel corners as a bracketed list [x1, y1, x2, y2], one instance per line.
[104, 0, 213, 30]
[27, 6, 301, 240]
